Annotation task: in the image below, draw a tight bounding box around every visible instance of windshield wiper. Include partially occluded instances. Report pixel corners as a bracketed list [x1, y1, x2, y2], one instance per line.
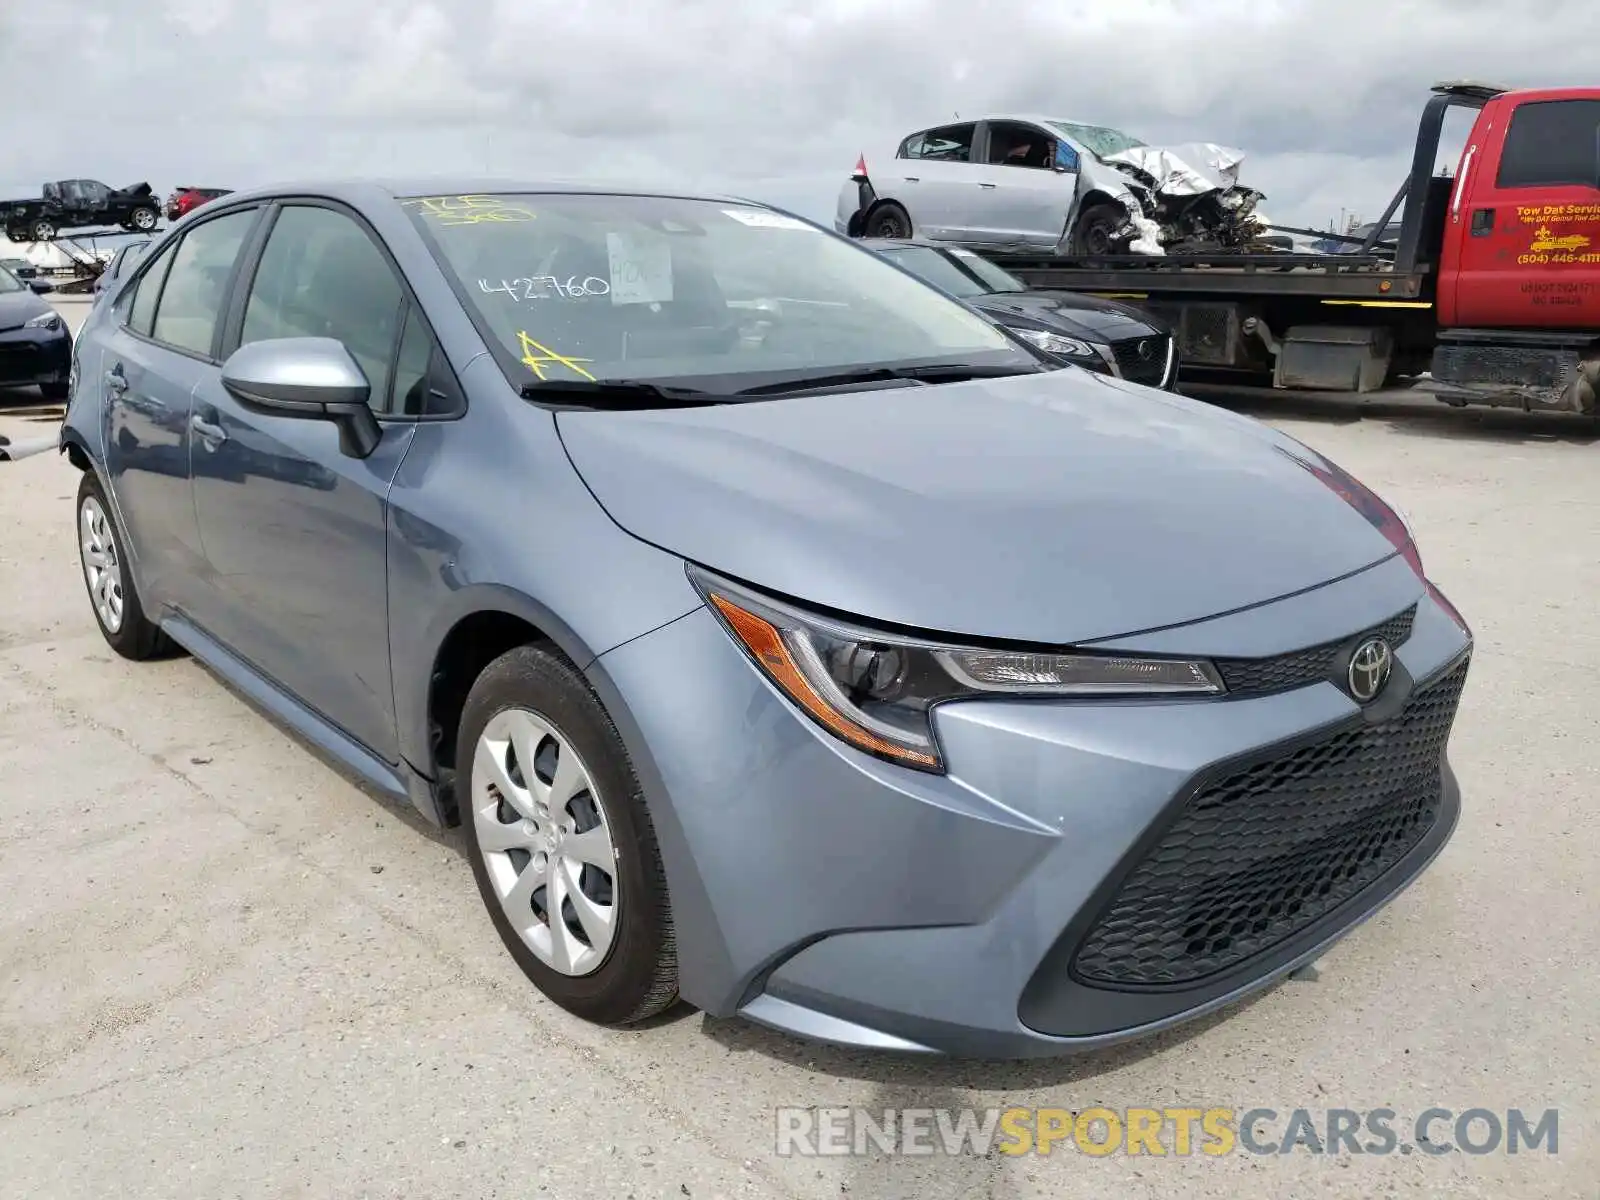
[733, 361, 1045, 397]
[520, 379, 725, 409]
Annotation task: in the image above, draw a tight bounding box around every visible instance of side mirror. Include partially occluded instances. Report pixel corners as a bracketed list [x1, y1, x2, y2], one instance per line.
[220, 337, 382, 458]
[29, 279, 54, 294]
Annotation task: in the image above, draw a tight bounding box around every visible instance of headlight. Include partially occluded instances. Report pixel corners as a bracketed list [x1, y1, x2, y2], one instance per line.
[1005, 326, 1098, 360]
[24, 311, 62, 331]
[689, 566, 1224, 773]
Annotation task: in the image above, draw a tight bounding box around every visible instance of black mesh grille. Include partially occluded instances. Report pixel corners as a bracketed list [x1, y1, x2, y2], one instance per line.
[1110, 335, 1170, 386]
[1215, 605, 1416, 699]
[1071, 653, 1469, 988]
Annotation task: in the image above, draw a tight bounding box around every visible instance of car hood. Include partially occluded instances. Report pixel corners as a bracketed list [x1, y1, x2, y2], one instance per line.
[968, 291, 1166, 343]
[555, 374, 1401, 645]
[0, 289, 48, 332]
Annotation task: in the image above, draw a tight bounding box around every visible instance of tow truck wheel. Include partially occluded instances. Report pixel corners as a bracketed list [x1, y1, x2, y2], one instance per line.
[30, 220, 55, 241]
[864, 203, 912, 240]
[1072, 204, 1128, 255]
[129, 207, 158, 232]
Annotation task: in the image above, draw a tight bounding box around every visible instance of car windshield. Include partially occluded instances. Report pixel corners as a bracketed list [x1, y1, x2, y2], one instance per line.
[947, 248, 1028, 293]
[877, 245, 990, 298]
[1046, 121, 1148, 158]
[402, 192, 1032, 390]
[0, 267, 23, 295]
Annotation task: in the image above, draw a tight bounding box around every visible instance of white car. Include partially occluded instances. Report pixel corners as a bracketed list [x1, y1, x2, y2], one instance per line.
[836, 114, 1270, 257]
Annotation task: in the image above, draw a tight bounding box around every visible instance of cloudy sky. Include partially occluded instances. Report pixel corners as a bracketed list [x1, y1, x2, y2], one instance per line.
[3, 0, 1599, 235]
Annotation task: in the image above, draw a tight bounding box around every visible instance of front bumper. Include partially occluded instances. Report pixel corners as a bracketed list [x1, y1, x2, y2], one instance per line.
[0, 320, 71, 389]
[592, 553, 1472, 1058]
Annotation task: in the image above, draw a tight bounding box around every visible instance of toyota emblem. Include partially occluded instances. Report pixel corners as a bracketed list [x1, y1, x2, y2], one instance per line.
[1346, 637, 1393, 703]
[1137, 338, 1156, 361]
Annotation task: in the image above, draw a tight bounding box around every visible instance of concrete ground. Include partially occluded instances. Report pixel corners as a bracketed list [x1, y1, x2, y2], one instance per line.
[0, 297, 1593, 1198]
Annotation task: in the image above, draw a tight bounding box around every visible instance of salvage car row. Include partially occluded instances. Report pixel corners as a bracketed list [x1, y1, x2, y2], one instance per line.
[51, 177, 1471, 1057]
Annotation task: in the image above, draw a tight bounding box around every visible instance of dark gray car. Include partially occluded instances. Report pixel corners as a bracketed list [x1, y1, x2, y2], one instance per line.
[58, 180, 1474, 1058]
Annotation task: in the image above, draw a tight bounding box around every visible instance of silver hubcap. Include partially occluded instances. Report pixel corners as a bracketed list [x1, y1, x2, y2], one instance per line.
[472, 707, 619, 977]
[134, 210, 154, 229]
[79, 497, 124, 634]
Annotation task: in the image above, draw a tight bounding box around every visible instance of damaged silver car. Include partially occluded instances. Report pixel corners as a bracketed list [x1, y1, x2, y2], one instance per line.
[836, 115, 1285, 256]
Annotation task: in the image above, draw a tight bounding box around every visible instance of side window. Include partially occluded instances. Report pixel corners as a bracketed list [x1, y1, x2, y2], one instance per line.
[240, 205, 404, 413]
[125, 239, 180, 337]
[390, 304, 435, 416]
[150, 209, 257, 357]
[1496, 99, 1600, 189]
[984, 122, 1054, 170]
[914, 123, 975, 163]
[899, 134, 925, 159]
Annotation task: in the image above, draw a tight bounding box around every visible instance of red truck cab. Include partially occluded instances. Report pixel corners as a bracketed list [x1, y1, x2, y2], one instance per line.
[1440, 88, 1600, 327]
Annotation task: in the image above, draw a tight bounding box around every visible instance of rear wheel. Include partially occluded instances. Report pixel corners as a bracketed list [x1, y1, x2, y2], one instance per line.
[129, 207, 158, 232]
[459, 643, 678, 1026]
[76, 471, 173, 660]
[30, 219, 55, 241]
[864, 202, 912, 239]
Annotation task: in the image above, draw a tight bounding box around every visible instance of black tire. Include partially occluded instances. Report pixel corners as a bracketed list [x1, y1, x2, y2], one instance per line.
[458, 643, 678, 1026]
[5, 226, 26, 243]
[40, 380, 69, 403]
[30, 219, 55, 242]
[75, 471, 174, 660]
[129, 207, 158, 232]
[864, 202, 912, 239]
[1071, 203, 1128, 255]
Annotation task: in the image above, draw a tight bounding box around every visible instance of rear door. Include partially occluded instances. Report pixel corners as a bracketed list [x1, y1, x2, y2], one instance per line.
[188, 199, 425, 761]
[964, 120, 1080, 247]
[98, 207, 261, 614]
[1442, 89, 1600, 327]
[891, 123, 986, 239]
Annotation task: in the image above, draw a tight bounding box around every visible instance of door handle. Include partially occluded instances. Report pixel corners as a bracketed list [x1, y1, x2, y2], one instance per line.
[902, 176, 919, 182]
[190, 414, 228, 446]
[978, 182, 997, 189]
[104, 366, 127, 396]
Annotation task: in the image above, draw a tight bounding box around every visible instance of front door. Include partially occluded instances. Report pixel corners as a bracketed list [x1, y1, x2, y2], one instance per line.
[189, 202, 418, 762]
[1443, 91, 1600, 327]
[965, 121, 1081, 248]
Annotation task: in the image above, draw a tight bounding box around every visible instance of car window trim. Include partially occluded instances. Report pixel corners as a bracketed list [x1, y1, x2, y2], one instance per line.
[117, 203, 268, 365]
[220, 195, 466, 423]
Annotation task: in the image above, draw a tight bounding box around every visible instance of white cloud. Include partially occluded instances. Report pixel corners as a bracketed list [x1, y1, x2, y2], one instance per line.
[2, 0, 1598, 232]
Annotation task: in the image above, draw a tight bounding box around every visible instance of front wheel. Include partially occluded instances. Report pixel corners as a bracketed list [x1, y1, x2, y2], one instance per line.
[459, 643, 678, 1026]
[30, 219, 55, 241]
[75, 471, 174, 659]
[129, 207, 158, 231]
[1071, 203, 1129, 255]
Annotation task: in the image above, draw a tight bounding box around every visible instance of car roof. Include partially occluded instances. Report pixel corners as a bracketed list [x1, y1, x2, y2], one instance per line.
[196, 177, 771, 211]
[906, 114, 1098, 133]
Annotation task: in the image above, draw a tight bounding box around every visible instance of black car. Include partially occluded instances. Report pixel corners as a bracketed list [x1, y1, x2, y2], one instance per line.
[860, 236, 1178, 389]
[0, 265, 71, 402]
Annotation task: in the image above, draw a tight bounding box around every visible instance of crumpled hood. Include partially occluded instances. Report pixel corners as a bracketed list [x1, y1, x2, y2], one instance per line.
[556, 373, 1400, 645]
[1103, 141, 1247, 197]
[969, 291, 1168, 343]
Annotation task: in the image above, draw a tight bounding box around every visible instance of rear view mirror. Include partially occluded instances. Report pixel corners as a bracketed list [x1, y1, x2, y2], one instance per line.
[221, 337, 381, 458]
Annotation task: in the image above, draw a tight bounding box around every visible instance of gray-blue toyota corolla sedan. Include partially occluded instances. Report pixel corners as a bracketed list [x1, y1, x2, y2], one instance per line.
[58, 180, 1473, 1059]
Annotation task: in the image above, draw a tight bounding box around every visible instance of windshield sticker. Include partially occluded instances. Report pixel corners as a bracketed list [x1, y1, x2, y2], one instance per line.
[721, 209, 813, 230]
[517, 332, 596, 381]
[402, 195, 537, 226]
[606, 231, 674, 305]
[479, 276, 610, 301]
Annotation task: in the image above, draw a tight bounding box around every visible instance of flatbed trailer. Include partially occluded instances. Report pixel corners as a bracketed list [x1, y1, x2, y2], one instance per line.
[943, 83, 1600, 415]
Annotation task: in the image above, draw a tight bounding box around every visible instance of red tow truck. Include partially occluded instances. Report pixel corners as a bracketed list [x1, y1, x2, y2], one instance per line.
[849, 83, 1600, 416]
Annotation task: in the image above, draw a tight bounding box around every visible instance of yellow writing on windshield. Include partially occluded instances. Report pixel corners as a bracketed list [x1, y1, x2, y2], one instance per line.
[402, 195, 536, 226]
[518, 332, 596, 381]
